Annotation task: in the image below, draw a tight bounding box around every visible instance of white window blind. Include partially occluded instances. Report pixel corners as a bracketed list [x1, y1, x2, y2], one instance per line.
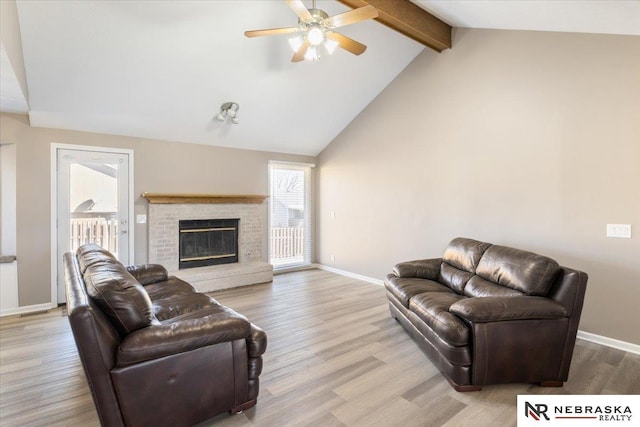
[269, 161, 314, 269]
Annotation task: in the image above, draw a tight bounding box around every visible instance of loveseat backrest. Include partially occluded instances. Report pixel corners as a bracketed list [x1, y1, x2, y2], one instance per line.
[64, 252, 125, 427]
[442, 238, 492, 273]
[439, 237, 561, 297]
[439, 238, 491, 293]
[475, 245, 560, 296]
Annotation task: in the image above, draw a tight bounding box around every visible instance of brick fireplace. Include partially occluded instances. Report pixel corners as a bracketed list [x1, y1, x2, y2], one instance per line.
[144, 193, 273, 292]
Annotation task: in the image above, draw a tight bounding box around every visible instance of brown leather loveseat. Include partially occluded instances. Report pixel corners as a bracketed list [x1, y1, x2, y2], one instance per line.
[385, 237, 587, 391]
[64, 244, 266, 426]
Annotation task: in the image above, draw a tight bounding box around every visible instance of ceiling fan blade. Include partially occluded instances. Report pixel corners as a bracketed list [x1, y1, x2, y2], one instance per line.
[285, 0, 313, 21]
[326, 5, 378, 28]
[326, 32, 367, 55]
[291, 39, 311, 62]
[244, 27, 300, 38]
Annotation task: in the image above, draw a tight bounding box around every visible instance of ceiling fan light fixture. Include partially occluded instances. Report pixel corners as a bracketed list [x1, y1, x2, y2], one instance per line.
[323, 38, 339, 55]
[288, 36, 304, 53]
[304, 46, 320, 61]
[215, 111, 226, 122]
[307, 26, 324, 46]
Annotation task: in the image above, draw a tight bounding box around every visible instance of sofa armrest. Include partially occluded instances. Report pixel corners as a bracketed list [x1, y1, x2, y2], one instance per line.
[126, 264, 168, 285]
[247, 323, 267, 357]
[450, 296, 567, 323]
[116, 306, 251, 367]
[393, 258, 442, 279]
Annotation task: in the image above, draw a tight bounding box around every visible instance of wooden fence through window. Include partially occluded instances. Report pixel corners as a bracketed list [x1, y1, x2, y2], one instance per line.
[271, 227, 304, 261]
[70, 217, 118, 254]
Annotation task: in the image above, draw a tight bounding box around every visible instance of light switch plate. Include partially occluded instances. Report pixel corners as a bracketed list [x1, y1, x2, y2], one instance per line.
[606, 224, 631, 238]
[136, 214, 147, 224]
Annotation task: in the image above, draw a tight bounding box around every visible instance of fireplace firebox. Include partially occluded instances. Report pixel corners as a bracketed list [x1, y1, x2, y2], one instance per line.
[178, 219, 239, 269]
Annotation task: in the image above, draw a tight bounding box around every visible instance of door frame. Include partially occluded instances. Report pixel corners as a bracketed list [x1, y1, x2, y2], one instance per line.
[50, 143, 134, 306]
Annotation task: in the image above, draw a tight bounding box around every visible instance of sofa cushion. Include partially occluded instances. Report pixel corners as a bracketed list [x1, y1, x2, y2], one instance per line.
[475, 245, 560, 296]
[77, 244, 121, 274]
[83, 259, 156, 336]
[442, 238, 492, 273]
[385, 274, 454, 308]
[438, 262, 474, 294]
[464, 276, 523, 298]
[409, 292, 469, 347]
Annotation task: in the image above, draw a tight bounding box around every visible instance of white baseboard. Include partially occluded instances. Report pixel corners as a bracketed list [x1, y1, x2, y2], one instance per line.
[313, 264, 384, 286]
[576, 330, 640, 355]
[314, 264, 640, 355]
[0, 302, 56, 318]
[274, 263, 316, 275]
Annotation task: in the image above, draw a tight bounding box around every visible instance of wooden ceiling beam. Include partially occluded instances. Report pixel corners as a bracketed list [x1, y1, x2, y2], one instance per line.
[336, 0, 452, 52]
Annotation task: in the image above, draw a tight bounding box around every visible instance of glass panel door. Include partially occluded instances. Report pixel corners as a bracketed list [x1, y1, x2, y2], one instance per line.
[269, 162, 312, 269]
[56, 148, 130, 303]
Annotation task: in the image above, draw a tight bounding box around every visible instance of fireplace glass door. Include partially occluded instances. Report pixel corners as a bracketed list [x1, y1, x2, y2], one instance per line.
[179, 219, 239, 269]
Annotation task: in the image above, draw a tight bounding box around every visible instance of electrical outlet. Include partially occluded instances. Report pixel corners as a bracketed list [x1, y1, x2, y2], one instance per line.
[136, 214, 147, 224]
[606, 224, 631, 238]
[330, 210, 335, 220]
[330, 254, 335, 262]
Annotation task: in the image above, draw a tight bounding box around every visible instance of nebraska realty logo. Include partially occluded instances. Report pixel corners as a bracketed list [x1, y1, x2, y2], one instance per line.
[517, 395, 638, 426]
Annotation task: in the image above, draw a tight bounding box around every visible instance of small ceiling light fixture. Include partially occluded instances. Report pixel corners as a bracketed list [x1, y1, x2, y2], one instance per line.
[216, 102, 240, 124]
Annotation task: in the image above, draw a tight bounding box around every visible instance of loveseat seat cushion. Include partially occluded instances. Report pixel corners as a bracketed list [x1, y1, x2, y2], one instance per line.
[82, 257, 156, 336]
[475, 245, 560, 296]
[116, 305, 251, 367]
[385, 274, 454, 308]
[463, 276, 524, 298]
[409, 292, 470, 347]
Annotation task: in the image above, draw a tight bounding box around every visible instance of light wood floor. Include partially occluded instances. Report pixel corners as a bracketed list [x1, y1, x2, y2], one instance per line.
[1, 269, 639, 427]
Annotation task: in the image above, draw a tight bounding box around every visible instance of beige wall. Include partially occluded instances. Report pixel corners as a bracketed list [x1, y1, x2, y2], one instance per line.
[0, 113, 314, 306]
[316, 29, 640, 344]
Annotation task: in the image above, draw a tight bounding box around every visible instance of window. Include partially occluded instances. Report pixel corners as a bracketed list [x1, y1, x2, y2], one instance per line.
[269, 161, 314, 269]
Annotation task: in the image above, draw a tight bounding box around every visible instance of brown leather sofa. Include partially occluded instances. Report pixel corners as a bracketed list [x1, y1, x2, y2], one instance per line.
[64, 244, 266, 426]
[385, 237, 587, 392]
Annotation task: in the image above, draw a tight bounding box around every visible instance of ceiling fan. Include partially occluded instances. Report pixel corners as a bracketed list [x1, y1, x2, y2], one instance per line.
[245, 0, 379, 62]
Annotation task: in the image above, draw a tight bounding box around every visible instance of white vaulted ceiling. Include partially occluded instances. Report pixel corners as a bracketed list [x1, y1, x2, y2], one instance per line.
[4, 1, 640, 156]
[14, 0, 423, 156]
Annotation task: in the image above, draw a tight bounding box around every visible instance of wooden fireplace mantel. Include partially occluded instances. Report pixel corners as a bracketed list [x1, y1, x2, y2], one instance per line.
[141, 193, 268, 204]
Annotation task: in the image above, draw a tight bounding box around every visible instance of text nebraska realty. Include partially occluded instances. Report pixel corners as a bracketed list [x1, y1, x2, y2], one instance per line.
[526, 402, 633, 422]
